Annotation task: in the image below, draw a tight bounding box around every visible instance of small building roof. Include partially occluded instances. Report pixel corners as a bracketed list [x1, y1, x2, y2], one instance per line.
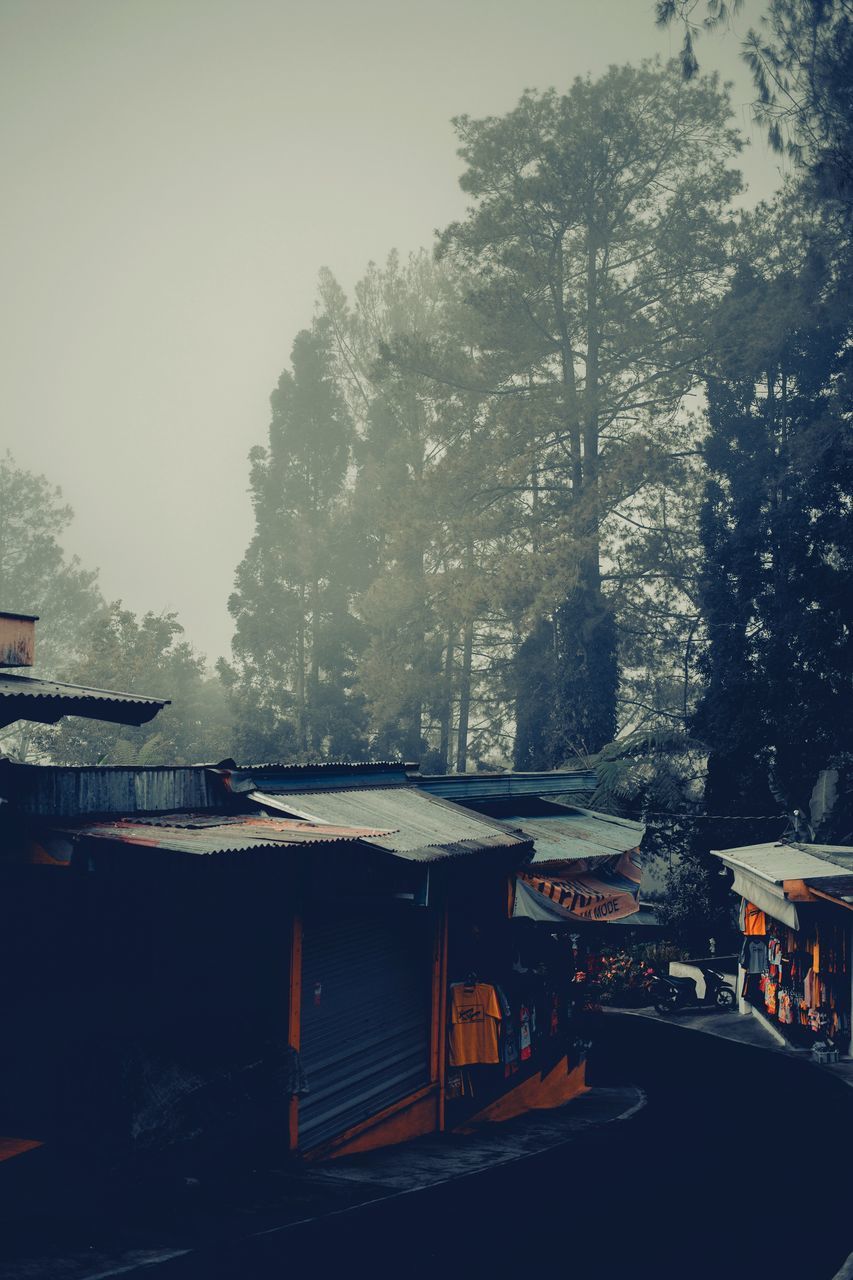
[250, 785, 531, 863]
[411, 769, 597, 802]
[0, 673, 168, 730]
[713, 841, 853, 883]
[0, 760, 225, 818]
[65, 813, 396, 857]
[211, 759, 411, 794]
[497, 806, 644, 868]
[713, 840, 853, 906]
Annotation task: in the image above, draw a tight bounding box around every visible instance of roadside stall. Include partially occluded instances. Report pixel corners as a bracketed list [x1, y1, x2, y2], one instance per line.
[439, 802, 647, 1126]
[714, 841, 853, 1055]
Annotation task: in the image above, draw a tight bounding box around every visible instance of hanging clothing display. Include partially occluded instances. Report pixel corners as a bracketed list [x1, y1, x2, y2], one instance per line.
[737, 906, 850, 1052]
[449, 981, 502, 1066]
[740, 900, 768, 936]
[495, 984, 519, 1075]
[740, 936, 768, 975]
[519, 1003, 532, 1060]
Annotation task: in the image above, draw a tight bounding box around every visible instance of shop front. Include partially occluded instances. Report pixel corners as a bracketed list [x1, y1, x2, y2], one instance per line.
[714, 841, 853, 1057]
[297, 904, 432, 1152]
[435, 803, 649, 1129]
[737, 899, 850, 1050]
[441, 866, 591, 1129]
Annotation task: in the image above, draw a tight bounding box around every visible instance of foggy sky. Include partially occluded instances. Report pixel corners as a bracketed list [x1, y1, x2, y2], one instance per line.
[1, 0, 787, 664]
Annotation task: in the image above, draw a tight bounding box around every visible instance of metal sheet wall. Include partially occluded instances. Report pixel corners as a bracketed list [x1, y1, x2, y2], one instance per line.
[298, 908, 431, 1150]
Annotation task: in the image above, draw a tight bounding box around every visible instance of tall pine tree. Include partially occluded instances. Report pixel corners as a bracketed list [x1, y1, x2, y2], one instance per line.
[695, 220, 853, 822]
[226, 322, 365, 761]
[438, 62, 743, 766]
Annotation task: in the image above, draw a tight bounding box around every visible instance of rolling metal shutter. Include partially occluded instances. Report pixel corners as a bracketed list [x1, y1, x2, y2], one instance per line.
[298, 907, 431, 1150]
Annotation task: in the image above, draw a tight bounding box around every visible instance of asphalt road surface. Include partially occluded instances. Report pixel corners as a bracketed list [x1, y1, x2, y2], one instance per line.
[146, 1013, 853, 1280]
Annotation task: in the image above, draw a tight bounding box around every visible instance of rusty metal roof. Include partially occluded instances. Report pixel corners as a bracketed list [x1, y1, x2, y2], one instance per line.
[250, 786, 531, 862]
[0, 674, 168, 730]
[66, 813, 396, 856]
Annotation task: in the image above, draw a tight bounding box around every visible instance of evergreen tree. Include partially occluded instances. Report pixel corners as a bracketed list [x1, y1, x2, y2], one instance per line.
[438, 62, 743, 765]
[226, 322, 365, 762]
[694, 219, 853, 819]
[0, 452, 102, 680]
[321, 253, 499, 768]
[658, 1, 853, 211]
[44, 605, 232, 765]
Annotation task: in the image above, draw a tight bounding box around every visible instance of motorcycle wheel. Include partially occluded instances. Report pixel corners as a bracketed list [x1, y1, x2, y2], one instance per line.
[716, 987, 735, 1009]
[655, 998, 677, 1015]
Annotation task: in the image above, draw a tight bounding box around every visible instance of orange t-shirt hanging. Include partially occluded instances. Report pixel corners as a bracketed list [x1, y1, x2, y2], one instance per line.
[449, 982, 502, 1066]
[744, 902, 767, 936]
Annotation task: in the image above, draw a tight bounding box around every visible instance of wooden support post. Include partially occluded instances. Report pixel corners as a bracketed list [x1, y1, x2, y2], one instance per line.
[437, 901, 449, 1132]
[288, 913, 303, 1151]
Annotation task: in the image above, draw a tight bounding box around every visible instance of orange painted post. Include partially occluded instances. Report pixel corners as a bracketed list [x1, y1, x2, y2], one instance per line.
[507, 873, 516, 918]
[437, 899, 449, 1132]
[288, 913, 303, 1151]
[429, 901, 446, 1083]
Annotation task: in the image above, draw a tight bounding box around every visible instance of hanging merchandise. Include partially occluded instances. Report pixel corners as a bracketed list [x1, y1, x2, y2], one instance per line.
[740, 936, 768, 975]
[737, 895, 850, 1053]
[449, 980, 502, 1067]
[519, 1003, 532, 1061]
[495, 983, 520, 1076]
[741, 900, 768, 936]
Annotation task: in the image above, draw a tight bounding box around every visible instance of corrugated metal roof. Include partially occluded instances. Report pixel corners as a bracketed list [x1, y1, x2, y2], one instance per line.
[66, 813, 394, 856]
[412, 770, 597, 801]
[0, 761, 225, 818]
[211, 760, 410, 795]
[250, 786, 531, 863]
[714, 841, 853, 886]
[807, 875, 853, 904]
[131, 813, 396, 839]
[0, 674, 168, 729]
[496, 807, 645, 867]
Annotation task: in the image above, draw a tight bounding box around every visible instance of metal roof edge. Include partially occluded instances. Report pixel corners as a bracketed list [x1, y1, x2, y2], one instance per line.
[0, 673, 169, 705]
[710, 846, 789, 884]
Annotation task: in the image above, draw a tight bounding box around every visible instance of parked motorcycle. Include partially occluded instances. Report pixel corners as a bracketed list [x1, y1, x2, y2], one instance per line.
[647, 967, 736, 1015]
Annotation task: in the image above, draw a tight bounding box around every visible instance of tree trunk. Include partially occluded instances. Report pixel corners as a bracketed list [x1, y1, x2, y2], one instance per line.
[295, 588, 307, 756]
[455, 617, 474, 773]
[455, 545, 475, 774]
[309, 575, 321, 754]
[439, 625, 456, 772]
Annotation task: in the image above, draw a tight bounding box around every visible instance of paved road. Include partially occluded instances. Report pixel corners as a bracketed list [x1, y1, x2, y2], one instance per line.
[145, 1012, 853, 1280]
[4, 1015, 852, 1280]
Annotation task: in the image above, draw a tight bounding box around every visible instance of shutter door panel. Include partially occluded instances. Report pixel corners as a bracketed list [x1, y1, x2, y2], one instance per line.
[298, 909, 430, 1149]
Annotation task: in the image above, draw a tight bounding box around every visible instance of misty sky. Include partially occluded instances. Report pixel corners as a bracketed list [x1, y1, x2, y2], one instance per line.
[1, 0, 788, 664]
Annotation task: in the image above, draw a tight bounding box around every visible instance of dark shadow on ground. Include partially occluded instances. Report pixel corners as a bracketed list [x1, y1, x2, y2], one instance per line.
[2, 1014, 851, 1280]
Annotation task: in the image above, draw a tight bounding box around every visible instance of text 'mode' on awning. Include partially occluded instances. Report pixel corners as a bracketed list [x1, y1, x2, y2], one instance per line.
[514, 848, 643, 923]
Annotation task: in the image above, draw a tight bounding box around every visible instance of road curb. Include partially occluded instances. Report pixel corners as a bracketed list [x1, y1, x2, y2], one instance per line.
[607, 1007, 853, 1092]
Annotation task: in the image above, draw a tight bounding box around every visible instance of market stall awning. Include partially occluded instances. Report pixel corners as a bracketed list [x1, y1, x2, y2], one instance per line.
[713, 840, 853, 923]
[514, 848, 643, 924]
[730, 869, 800, 930]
